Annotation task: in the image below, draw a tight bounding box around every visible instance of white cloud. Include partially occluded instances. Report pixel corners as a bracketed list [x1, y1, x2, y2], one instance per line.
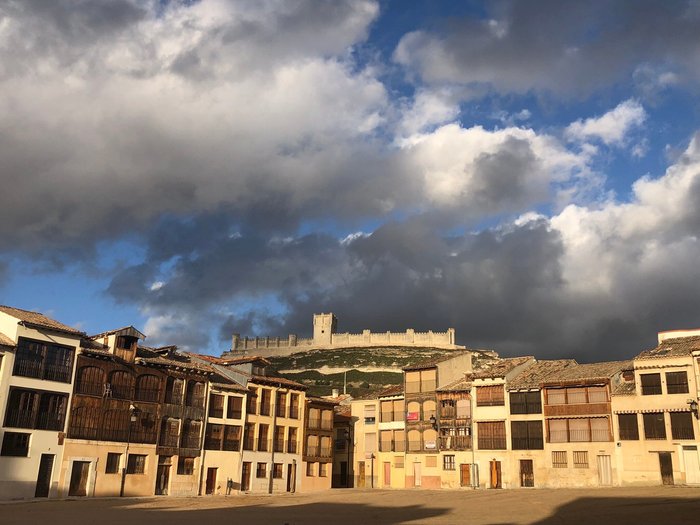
[565, 99, 646, 146]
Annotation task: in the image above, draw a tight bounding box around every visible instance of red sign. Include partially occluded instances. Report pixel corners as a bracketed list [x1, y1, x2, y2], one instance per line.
[406, 411, 419, 422]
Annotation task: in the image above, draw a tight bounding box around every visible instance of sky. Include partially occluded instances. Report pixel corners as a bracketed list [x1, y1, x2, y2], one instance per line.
[1, 0, 700, 362]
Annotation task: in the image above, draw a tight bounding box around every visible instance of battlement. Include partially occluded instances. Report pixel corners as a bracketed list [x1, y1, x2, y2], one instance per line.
[225, 313, 464, 358]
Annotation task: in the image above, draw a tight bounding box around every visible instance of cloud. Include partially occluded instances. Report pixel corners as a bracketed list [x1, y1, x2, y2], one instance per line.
[565, 99, 647, 146]
[393, 1, 700, 98]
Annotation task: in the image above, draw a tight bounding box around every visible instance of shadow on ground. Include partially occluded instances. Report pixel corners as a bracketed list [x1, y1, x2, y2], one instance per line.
[3, 493, 700, 525]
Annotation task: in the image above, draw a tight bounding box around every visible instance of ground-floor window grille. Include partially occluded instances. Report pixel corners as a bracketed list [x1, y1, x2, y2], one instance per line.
[573, 451, 588, 468]
[552, 451, 567, 468]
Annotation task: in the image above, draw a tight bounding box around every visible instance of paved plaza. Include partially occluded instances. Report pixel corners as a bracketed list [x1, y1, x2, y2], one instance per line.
[3, 487, 700, 525]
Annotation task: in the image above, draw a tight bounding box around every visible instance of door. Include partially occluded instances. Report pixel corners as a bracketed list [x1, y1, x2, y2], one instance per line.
[339, 461, 348, 487]
[286, 464, 293, 492]
[383, 462, 391, 487]
[155, 465, 170, 495]
[241, 462, 252, 491]
[35, 454, 55, 498]
[206, 467, 217, 495]
[357, 461, 365, 488]
[68, 461, 90, 497]
[683, 446, 700, 485]
[597, 455, 613, 486]
[460, 464, 471, 487]
[489, 460, 501, 489]
[413, 462, 422, 487]
[659, 452, 674, 485]
[520, 459, 534, 488]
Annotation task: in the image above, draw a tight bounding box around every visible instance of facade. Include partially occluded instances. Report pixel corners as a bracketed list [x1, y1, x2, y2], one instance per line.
[0, 306, 84, 500]
[331, 404, 353, 488]
[59, 331, 212, 498]
[301, 396, 336, 491]
[227, 312, 464, 357]
[611, 331, 700, 486]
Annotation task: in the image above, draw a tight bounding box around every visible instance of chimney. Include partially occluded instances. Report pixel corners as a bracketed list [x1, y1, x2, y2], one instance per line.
[331, 388, 340, 398]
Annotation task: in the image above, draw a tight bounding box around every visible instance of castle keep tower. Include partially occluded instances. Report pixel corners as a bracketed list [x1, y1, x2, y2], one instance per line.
[313, 312, 337, 346]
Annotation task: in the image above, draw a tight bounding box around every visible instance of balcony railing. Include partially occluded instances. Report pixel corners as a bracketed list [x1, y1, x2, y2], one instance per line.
[242, 438, 255, 451]
[257, 439, 269, 452]
[77, 381, 105, 397]
[287, 440, 298, 454]
[289, 407, 300, 419]
[36, 412, 64, 431]
[274, 439, 285, 452]
[276, 406, 286, 418]
[549, 429, 611, 443]
[379, 440, 406, 452]
[223, 439, 241, 451]
[260, 404, 271, 416]
[641, 385, 662, 395]
[13, 357, 43, 379]
[307, 418, 320, 429]
[159, 434, 180, 448]
[438, 435, 472, 450]
[181, 435, 200, 449]
[5, 409, 36, 429]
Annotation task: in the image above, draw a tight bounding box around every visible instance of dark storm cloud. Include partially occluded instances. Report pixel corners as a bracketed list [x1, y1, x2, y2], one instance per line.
[394, 0, 700, 98]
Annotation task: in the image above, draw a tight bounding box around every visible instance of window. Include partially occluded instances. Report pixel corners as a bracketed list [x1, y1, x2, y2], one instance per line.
[107, 371, 134, 400]
[306, 433, 319, 457]
[546, 417, 611, 443]
[273, 463, 283, 479]
[106, 453, 121, 474]
[68, 405, 100, 440]
[319, 463, 328, 477]
[13, 337, 75, 383]
[456, 398, 471, 419]
[246, 390, 257, 415]
[443, 455, 456, 470]
[258, 423, 269, 452]
[569, 418, 591, 442]
[552, 451, 567, 468]
[670, 412, 695, 440]
[76, 366, 106, 396]
[407, 429, 421, 451]
[640, 373, 662, 395]
[159, 418, 180, 447]
[425, 455, 437, 468]
[476, 385, 505, 406]
[276, 392, 287, 417]
[509, 391, 542, 414]
[394, 456, 404, 468]
[135, 375, 160, 402]
[545, 386, 608, 405]
[287, 427, 298, 453]
[380, 430, 393, 452]
[243, 424, 255, 450]
[321, 409, 333, 430]
[643, 412, 666, 440]
[1, 432, 30, 456]
[573, 451, 589, 468]
[208, 394, 224, 418]
[289, 394, 300, 419]
[618, 414, 639, 440]
[306, 462, 315, 477]
[164, 377, 184, 405]
[177, 456, 194, 475]
[364, 404, 376, 424]
[4, 388, 68, 431]
[204, 423, 223, 450]
[308, 407, 321, 429]
[406, 401, 421, 422]
[256, 462, 267, 478]
[423, 399, 437, 421]
[393, 430, 405, 452]
[180, 419, 202, 449]
[364, 432, 377, 453]
[380, 400, 394, 422]
[271, 426, 284, 453]
[477, 421, 506, 449]
[259, 389, 271, 416]
[227, 396, 243, 419]
[185, 381, 205, 408]
[127, 454, 146, 474]
[666, 372, 689, 394]
[223, 425, 242, 451]
[511, 421, 543, 450]
[405, 370, 436, 393]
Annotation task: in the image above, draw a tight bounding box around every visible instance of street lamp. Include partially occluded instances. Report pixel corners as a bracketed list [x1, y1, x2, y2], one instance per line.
[688, 399, 699, 419]
[120, 404, 141, 497]
[429, 414, 438, 430]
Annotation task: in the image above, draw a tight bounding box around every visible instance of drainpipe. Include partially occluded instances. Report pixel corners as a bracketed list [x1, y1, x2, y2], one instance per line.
[197, 380, 211, 496]
[268, 386, 281, 494]
[470, 389, 476, 488]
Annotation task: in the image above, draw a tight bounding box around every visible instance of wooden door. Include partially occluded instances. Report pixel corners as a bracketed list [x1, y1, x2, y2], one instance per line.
[489, 460, 501, 489]
[35, 454, 55, 498]
[241, 462, 251, 491]
[520, 459, 534, 487]
[659, 452, 674, 485]
[206, 467, 217, 495]
[339, 461, 348, 487]
[68, 461, 90, 497]
[413, 462, 422, 487]
[460, 464, 471, 487]
[357, 461, 365, 488]
[597, 455, 612, 486]
[286, 464, 293, 492]
[155, 464, 170, 495]
[383, 462, 391, 487]
[682, 446, 700, 485]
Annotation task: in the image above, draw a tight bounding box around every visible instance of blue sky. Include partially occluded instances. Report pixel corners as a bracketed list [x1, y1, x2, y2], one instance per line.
[2, 0, 700, 361]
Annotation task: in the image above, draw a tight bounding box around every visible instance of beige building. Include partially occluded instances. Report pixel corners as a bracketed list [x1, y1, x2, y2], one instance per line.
[301, 396, 336, 491]
[612, 331, 700, 486]
[0, 306, 84, 500]
[376, 386, 405, 489]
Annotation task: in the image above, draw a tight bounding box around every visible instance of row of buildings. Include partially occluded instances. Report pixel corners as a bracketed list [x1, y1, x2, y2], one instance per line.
[0, 305, 339, 500]
[348, 329, 700, 490]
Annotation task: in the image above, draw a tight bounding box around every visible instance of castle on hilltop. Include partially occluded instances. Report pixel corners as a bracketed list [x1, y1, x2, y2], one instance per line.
[224, 313, 465, 357]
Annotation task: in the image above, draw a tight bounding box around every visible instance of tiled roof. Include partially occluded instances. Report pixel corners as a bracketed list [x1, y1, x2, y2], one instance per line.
[136, 347, 213, 373]
[402, 351, 470, 371]
[542, 360, 632, 384]
[612, 380, 636, 396]
[635, 335, 700, 360]
[0, 305, 84, 336]
[307, 395, 339, 406]
[377, 385, 404, 398]
[192, 353, 271, 366]
[0, 331, 15, 347]
[250, 374, 307, 390]
[89, 326, 146, 340]
[508, 359, 578, 390]
[471, 356, 534, 379]
[437, 376, 473, 392]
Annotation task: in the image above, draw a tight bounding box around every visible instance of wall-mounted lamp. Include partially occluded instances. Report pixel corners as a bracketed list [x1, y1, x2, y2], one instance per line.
[429, 414, 438, 430]
[688, 399, 699, 419]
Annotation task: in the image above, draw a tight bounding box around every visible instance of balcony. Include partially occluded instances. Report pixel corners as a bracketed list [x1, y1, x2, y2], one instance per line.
[287, 440, 298, 454]
[5, 410, 36, 429]
[159, 433, 180, 448]
[274, 439, 285, 453]
[438, 435, 472, 450]
[36, 412, 64, 431]
[289, 407, 300, 419]
[222, 439, 241, 452]
[76, 381, 105, 397]
[307, 418, 320, 429]
[379, 440, 406, 452]
[242, 438, 255, 451]
[548, 429, 611, 443]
